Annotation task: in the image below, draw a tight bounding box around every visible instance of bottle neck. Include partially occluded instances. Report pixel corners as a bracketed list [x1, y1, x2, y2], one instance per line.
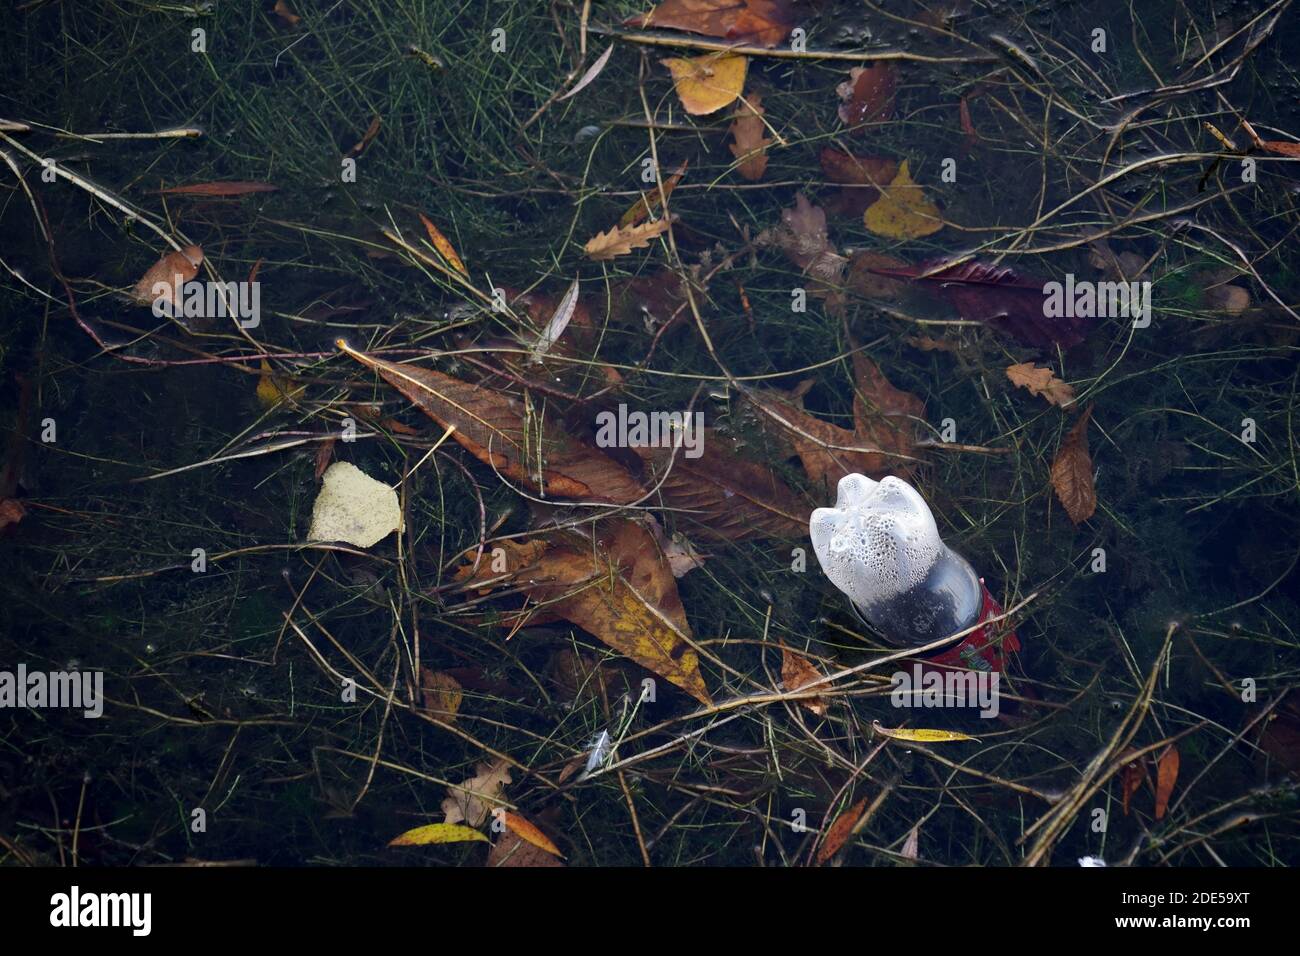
[849, 545, 982, 647]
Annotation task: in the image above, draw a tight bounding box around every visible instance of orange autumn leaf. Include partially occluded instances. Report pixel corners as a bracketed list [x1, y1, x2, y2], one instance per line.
[338, 341, 646, 503]
[780, 644, 827, 716]
[130, 244, 203, 306]
[1005, 363, 1076, 408]
[1259, 140, 1300, 157]
[728, 93, 772, 181]
[627, 0, 799, 48]
[662, 53, 747, 115]
[584, 217, 672, 261]
[1050, 405, 1096, 524]
[156, 181, 278, 197]
[1154, 744, 1180, 820]
[620, 161, 687, 227]
[273, 0, 301, 27]
[503, 813, 564, 858]
[418, 212, 468, 277]
[816, 797, 867, 864]
[1120, 747, 1147, 817]
[346, 114, 381, 158]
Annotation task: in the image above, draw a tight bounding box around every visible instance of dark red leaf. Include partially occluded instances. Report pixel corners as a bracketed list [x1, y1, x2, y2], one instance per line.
[864, 259, 1091, 349]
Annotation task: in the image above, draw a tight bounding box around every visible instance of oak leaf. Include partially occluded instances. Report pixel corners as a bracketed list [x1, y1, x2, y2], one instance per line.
[442, 759, 512, 828]
[584, 217, 672, 261]
[1005, 363, 1076, 407]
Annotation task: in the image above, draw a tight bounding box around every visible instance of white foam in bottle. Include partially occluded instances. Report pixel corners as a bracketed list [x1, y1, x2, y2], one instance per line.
[810, 474, 982, 646]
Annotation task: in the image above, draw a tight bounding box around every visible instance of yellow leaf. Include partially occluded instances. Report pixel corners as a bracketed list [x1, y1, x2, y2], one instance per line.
[662, 53, 747, 116]
[503, 812, 564, 858]
[418, 212, 468, 277]
[388, 822, 489, 847]
[256, 359, 305, 408]
[872, 720, 979, 743]
[863, 160, 944, 240]
[583, 217, 672, 261]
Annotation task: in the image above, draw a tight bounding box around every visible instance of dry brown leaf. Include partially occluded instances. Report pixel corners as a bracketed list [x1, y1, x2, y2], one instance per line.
[837, 63, 896, 126]
[662, 53, 747, 115]
[584, 217, 672, 261]
[503, 812, 564, 858]
[864, 160, 944, 240]
[764, 194, 846, 295]
[901, 825, 920, 861]
[1255, 690, 1300, 776]
[816, 797, 867, 864]
[780, 644, 827, 716]
[627, 0, 799, 48]
[0, 499, 25, 531]
[620, 161, 688, 227]
[313, 437, 336, 480]
[1006, 363, 1076, 408]
[845, 250, 910, 300]
[904, 335, 957, 352]
[749, 349, 923, 488]
[156, 181, 278, 197]
[418, 212, 468, 277]
[454, 521, 712, 705]
[1050, 405, 1096, 524]
[1259, 140, 1300, 157]
[728, 92, 772, 181]
[1154, 744, 1180, 820]
[486, 831, 565, 867]
[273, 0, 301, 27]
[441, 759, 512, 828]
[130, 244, 203, 307]
[346, 114, 381, 158]
[819, 148, 898, 217]
[1206, 284, 1250, 314]
[629, 430, 806, 541]
[1120, 747, 1147, 817]
[419, 667, 464, 723]
[339, 342, 646, 503]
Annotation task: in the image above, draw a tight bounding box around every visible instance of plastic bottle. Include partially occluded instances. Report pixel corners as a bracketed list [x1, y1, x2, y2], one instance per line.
[810, 474, 1018, 670]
